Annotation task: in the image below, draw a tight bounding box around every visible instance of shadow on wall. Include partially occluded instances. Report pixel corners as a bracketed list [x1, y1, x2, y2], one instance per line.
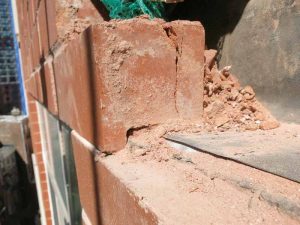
[168, 0, 249, 52]
[90, 0, 110, 20]
[169, 0, 300, 124]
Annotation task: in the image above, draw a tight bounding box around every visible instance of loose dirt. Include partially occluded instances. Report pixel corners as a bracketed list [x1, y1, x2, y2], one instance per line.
[203, 50, 280, 132]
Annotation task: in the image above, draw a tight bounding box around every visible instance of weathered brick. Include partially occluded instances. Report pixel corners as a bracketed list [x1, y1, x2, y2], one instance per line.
[90, 19, 204, 152]
[42, 57, 58, 115]
[53, 19, 204, 152]
[71, 131, 99, 225]
[25, 74, 37, 98]
[96, 161, 158, 225]
[31, 25, 41, 69]
[54, 29, 95, 143]
[34, 68, 44, 102]
[170, 21, 205, 120]
[45, 0, 57, 48]
[37, 0, 49, 58]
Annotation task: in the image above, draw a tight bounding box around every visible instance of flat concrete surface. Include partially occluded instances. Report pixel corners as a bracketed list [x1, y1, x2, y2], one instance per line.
[99, 137, 300, 224]
[165, 123, 300, 183]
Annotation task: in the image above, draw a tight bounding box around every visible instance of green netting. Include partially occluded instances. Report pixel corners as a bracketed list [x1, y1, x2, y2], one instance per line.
[101, 0, 166, 19]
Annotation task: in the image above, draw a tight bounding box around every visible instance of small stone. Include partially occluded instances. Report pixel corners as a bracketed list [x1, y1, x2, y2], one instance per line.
[259, 120, 280, 130]
[244, 93, 255, 100]
[221, 65, 232, 77]
[242, 108, 252, 115]
[205, 100, 225, 116]
[229, 89, 239, 101]
[11, 107, 21, 116]
[204, 49, 217, 69]
[254, 111, 265, 121]
[246, 123, 259, 131]
[236, 94, 243, 102]
[215, 115, 230, 127]
[241, 86, 255, 100]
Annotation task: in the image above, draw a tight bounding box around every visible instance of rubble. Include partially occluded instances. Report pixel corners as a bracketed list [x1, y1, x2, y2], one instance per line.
[203, 49, 279, 131]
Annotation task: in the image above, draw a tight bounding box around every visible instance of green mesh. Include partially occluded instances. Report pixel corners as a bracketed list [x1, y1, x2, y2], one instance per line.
[101, 0, 165, 19]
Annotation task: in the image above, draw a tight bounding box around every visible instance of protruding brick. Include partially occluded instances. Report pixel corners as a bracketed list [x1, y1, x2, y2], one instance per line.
[90, 19, 204, 152]
[54, 19, 205, 153]
[71, 131, 99, 225]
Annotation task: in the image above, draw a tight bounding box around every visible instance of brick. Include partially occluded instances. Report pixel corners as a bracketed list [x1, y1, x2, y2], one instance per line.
[170, 21, 205, 120]
[38, 162, 46, 174]
[71, 131, 99, 225]
[33, 142, 42, 153]
[31, 24, 41, 69]
[27, 100, 36, 112]
[46, 218, 52, 225]
[29, 111, 38, 124]
[54, 30, 95, 143]
[45, 209, 52, 219]
[36, 151, 43, 162]
[39, 171, 47, 181]
[41, 58, 58, 115]
[32, 131, 41, 144]
[53, 19, 205, 152]
[19, 1, 33, 79]
[34, 68, 44, 102]
[37, 0, 49, 58]
[40, 180, 48, 191]
[27, 0, 35, 34]
[90, 19, 202, 152]
[30, 122, 40, 134]
[25, 75, 37, 97]
[45, 0, 57, 48]
[96, 161, 158, 225]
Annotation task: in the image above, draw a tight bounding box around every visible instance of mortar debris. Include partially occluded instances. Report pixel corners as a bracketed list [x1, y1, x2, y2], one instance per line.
[203, 50, 280, 132]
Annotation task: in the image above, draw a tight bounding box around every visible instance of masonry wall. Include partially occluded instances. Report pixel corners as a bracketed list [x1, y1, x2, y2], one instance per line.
[16, 0, 205, 224]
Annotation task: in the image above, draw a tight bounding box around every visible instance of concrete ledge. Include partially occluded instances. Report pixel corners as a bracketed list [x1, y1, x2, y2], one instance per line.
[0, 115, 31, 164]
[97, 150, 300, 225]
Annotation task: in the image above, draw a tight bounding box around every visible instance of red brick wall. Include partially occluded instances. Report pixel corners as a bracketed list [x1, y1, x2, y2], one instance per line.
[27, 95, 53, 225]
[16, 1, 205, 224]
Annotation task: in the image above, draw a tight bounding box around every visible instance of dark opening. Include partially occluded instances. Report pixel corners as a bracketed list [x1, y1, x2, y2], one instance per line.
[166, 0, 249, 51]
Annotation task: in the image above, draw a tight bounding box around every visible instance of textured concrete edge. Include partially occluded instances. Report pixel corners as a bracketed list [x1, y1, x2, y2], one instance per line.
[165, 136, 300, 220]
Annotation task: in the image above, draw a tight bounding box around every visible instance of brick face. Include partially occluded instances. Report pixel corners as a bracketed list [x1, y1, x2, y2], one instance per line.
[171, 21, 205, 120]
[37, 0, 50, 58]
[89, 19, 204, 152]
[71, 131, 99, 225]
[90, 20, 178, 152]
[42, 57, 58, 115]
[54, 30, 95, 144]
[45, 0, 57, 48]
[96, 161, 158, 225]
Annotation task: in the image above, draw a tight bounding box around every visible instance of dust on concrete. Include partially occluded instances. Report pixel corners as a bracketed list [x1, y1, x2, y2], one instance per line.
[98, 123, 300, 224]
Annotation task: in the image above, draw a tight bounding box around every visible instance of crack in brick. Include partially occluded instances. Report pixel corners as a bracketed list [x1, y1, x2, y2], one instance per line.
[163, 25, 180, 114]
